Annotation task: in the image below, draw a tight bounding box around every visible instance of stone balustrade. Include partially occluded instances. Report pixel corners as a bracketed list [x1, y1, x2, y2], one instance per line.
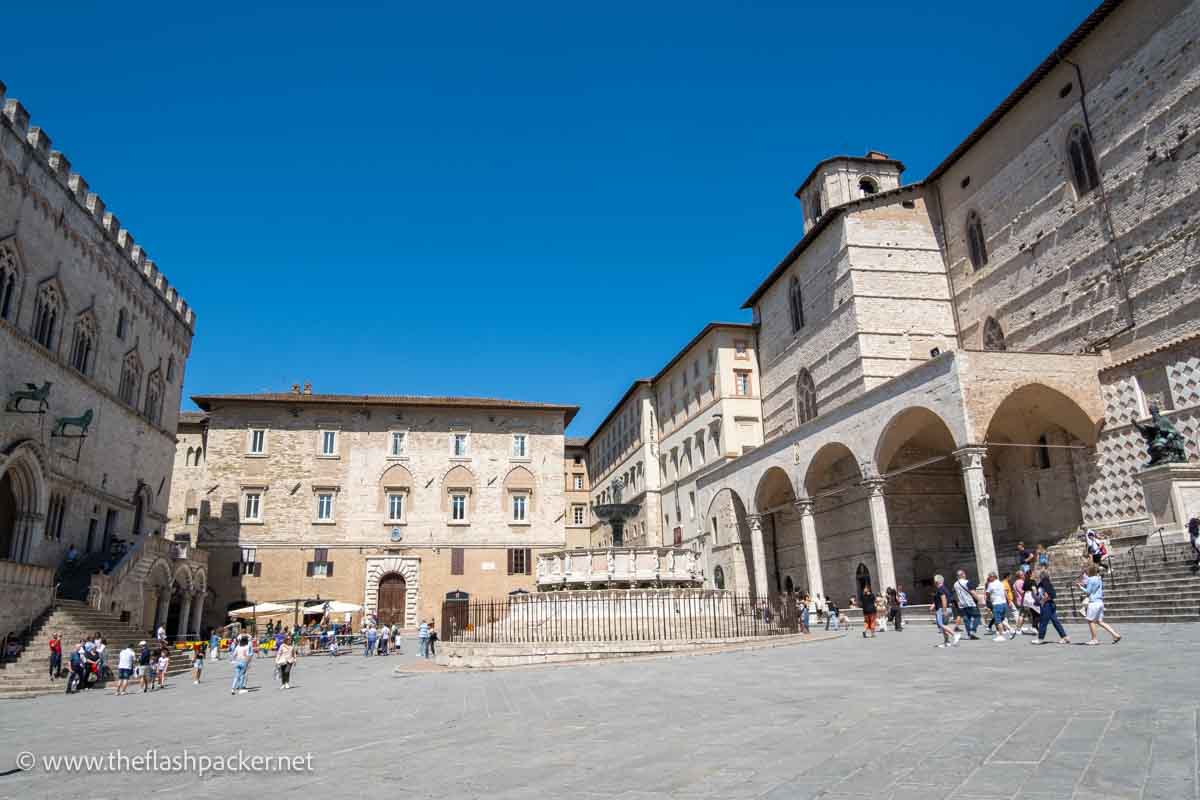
[0, 560, 56, 642]
[536, 546, 702, 589]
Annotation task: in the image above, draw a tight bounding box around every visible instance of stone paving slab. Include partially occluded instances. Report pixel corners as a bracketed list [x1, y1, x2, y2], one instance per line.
[0, 624, 1197, 799]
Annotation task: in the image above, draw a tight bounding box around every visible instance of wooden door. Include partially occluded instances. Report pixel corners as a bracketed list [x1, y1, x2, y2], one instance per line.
[377, 574, 406, 627]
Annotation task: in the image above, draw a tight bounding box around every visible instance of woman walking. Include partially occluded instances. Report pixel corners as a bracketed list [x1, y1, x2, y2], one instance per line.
[1031, 568, 1071, 645]
[861, 583, 878, 638]
[275, 637, 296, 689]
[230, 634, 253, 695]
[1079, 564, 1122, 645]
[886, 587, 903, 632]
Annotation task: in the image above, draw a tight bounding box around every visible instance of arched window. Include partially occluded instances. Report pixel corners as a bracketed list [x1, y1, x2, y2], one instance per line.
[713, 565, 725, 590]
[1066, 125, 1100, 197]
[796, 368, 818, 426]
[983, 316, 1006, 352]
[166, 355, 176, 383]
[0, 243, 19, 322]
[31, 282, 62, 350]
[858, 176, 879, 195]
[70, 312, 96, 375]
[788, 275, 805, 333]
[809, 192, 823, 223]
[116, 307, 128, 340]
[965, 210, 988, 270]
[118, 350, 143, 408]
[144, 370, 164, 426]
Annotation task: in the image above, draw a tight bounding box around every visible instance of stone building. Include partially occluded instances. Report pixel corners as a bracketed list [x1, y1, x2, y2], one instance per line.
[563, 438, 591, 548]
[695, 0, 1200, 605]
[167, 387, 577, 631]
[0, 81, 204, 637]
[586, 323, 764, 561]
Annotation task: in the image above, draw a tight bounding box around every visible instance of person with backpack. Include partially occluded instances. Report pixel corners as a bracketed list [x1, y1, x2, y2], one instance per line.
[1084, 529, 1108, 571]
[953, 570, 980, 640]
[1031, 568, 1071, 645]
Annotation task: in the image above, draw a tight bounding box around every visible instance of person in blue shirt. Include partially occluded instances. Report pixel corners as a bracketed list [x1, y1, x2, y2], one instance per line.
[1078, 564, 1121, 645]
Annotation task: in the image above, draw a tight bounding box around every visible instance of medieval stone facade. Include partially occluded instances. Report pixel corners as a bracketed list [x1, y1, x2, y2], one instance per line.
[167, 389, 576, 630]
[0, 80, 204, 632]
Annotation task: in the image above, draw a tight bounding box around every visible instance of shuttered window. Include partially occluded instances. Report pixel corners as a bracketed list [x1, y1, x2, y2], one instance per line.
[451, 548, 465, 575]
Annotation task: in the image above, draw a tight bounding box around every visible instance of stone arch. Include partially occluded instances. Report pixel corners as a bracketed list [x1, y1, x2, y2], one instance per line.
[502, 465, 537, 515]
[173, 563, 195, 593]
[0, 439, 49, 562]
[378, 463, 414, 515]
[874, 407, 973, 603]
[440, 464, 477, 514]
[703, 488, 754, 595]
[983, 383, 1099, 550]
[982, 316, 1006, 352]
[146, 557, 173, 591]
[364, 556, 420, 629]
[802, 442, 870, 605]
[754, 466, 800, 599]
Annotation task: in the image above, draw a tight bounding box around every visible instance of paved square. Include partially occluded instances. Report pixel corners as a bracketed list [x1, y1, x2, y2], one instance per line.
[1, 623, 1197, 799]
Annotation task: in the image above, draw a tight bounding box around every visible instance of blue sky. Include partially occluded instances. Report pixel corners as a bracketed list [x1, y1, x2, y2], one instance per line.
[4, 1, 1098, 436]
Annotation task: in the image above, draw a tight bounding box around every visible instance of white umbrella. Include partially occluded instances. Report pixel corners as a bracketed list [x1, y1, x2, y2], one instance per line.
[303, 600, 362, 614]
[227, 602, 292, 618]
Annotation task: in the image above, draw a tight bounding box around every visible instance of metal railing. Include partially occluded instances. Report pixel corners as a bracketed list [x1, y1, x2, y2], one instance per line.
[444, 591, 800, 644]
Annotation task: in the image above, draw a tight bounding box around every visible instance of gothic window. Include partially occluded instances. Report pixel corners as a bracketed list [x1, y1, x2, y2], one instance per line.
[965, 210, 988, 270]
[983, 316, 1006, 352]
[809, 192, 823, 223]
[118, 350, 143, 408]
[1066, 125, 1100, 197]
[0, 244, 18, 322]
[859, 176, 879, 195]
[166, 355, 176, 383]
[788, 275, 805, 333]
[144, 369, 164, 426]
[116, 307, 128, 340]
[796, 368, 818, 426]
[69, 312, 96, 375]
[31, 282, 62, 351]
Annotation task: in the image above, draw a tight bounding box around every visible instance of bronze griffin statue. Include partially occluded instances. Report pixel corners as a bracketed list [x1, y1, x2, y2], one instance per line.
[1131, 405, 1188, 467]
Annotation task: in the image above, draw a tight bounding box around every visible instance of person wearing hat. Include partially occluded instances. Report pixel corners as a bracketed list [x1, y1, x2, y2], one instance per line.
[136, 641, 152, 693]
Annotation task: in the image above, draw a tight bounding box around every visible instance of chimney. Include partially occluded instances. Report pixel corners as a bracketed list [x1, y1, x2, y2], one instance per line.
[865, 150, 890, 160]
[291, 383, 301, 395]
[303, 382, 313, 395]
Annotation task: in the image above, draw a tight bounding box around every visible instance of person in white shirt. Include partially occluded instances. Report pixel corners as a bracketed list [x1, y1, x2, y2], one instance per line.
[953, 571, 980, 639]
[983, 572, 1016, 641]
[116, 644, 135, 696]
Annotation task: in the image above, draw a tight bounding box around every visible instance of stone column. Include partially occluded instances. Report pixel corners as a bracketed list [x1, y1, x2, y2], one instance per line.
[955, 446, 999, 580]
[862, 479, 897, 592]
[155, 589, 171, 632]
[745, 514, 770, 600]
[793, 499, 824, 601]
[190, 592, 206, 636]
[176, 593, 193, 638]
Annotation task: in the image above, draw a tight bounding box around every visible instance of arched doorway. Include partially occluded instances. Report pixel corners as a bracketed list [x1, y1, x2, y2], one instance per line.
[855, 563, 872, 606]
[754, 466, 800, 601]
[784, 575, 795, 594]
[0, 473, 16, 560]
[705, 488, 753, 595]
[713, 565, 725, 589]
[376, 573, 407, 627]
[804, 443, 868, 604]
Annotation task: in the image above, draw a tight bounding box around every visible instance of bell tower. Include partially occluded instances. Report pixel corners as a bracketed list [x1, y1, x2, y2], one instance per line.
[795, 150, 905, 233]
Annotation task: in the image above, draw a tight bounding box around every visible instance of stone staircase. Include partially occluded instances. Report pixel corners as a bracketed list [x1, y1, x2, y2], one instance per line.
[1050, 541, 1200, 624]
[0, 599, 194, 698]
[55, 551, 108, 602]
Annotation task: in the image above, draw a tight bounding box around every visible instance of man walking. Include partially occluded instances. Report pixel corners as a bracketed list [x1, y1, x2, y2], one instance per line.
[1032, 568, 1071, 645]
[116, 642, 135, 696]
[418, 619, 430, 658]
[931, 574, 959, 648]
[985, 571, 1017, 641]
[953, 570, 980, 640]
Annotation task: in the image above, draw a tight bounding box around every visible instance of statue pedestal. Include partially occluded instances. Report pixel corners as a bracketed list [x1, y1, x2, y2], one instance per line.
[1136, 462, 1200, 542]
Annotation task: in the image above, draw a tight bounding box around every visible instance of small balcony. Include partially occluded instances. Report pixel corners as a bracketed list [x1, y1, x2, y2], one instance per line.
[536, 546, 702, 589]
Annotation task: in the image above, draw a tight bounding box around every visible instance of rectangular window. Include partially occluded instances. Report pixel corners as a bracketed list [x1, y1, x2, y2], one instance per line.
[452, 432, 469, 457]
[234, 547, 260, 577]
[573, 474, 584, 490]
[572, 505, 585, 525]
[734, 370, 751, 396]
[390, 431, 407, 456]
[512, 494, 527, 522]
[734, 340, 749, 359]
[307, 548, 333, 578]
[688, 491, 696, 520]
[512, 433, 528, 458]
[573, 455, 582, 466]
[317, 493, 334, 521]
[243, 492, 262, 521]
[320, 430, 337, 456]
[185, 508, 198, 525]
[387, 492, 405, 522]
[248, 428, 266, 455]
[508, 547, 531, 576]
[451, 493, 467, 521]
[451, 547, 465, 575]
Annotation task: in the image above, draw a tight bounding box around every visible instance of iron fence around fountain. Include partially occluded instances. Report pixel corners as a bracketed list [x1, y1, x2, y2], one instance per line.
[442, 590, 800, 644]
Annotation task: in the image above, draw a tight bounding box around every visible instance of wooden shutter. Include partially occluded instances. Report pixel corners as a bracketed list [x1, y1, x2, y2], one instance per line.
[451, 548, 464, 575]
[524, 548, 532, 575]
[506, 549, 515, 575]
[326, 561, 334, 577]
[252, 562, 262, 577]
[306, 562, 314, 577]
